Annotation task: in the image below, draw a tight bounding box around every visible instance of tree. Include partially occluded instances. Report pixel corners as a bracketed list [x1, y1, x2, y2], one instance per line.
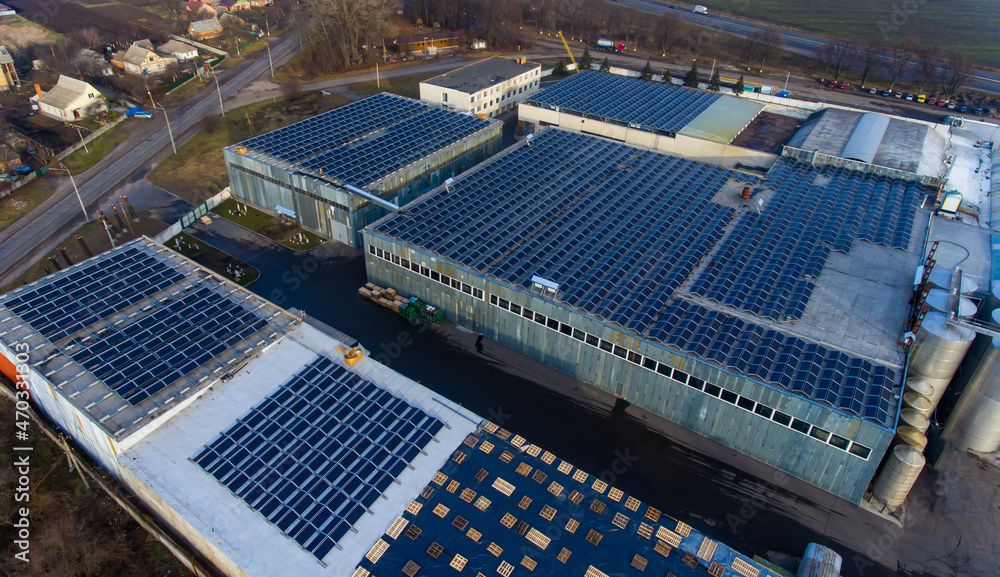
[741, 28, 782, 72]
[599, 57, 610, 73]
[297, 0, 396, 74]
[683, 63, 699, 87]
[580, 46, 593, 71]
[709, 67, 721, 91]
[917, 45, 942, 94]
[820, 40, 856, 82]
[656, 14, 677, 57]
[734, 74, 745, 95]
[886, 37, 919, 91]
[857, 40, 883, 88]
[554, 59, 568, 76]
[640, 60, 653, 81]
[940, 56, 973, 98]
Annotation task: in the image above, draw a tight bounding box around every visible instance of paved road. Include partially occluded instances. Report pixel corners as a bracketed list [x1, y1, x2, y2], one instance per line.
[0, 34, 301, 287]
[617, 0, 1000, 93]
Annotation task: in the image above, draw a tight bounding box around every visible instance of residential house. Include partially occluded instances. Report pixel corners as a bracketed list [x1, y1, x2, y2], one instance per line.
[392, 32, 460, 56]
[76, 48, 113, 77]
[189, 17, 223, 40]
[0, 45, 18, 90]
[186, 0, 218, 16]
[37, 75, 106, 121]
[158, 40, 198, 61]
[218, 0, 269, 10]
[112, 40, 177, 75]
[0, 4, 15, 17]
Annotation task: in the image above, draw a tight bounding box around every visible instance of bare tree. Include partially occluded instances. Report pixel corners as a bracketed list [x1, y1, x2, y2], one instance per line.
[886, 37, 919, 91]
[820, 39, 856, 82]
[742, 28, 782, 72]
[940, 55, 973, 98]
[917, 44, 942, 94]
[299, 0, 397, 74]
[655, 14, 677, 56]
[79, 27, 102, 50]
[857, 40, 883, 87]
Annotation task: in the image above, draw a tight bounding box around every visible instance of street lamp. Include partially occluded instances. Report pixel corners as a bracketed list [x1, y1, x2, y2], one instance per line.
[49, 165, 89, 223]
[152, 102, 177, 154]
[259, 36, 274, 79]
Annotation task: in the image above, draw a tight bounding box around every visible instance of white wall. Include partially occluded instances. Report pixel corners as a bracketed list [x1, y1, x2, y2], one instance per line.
[420, 64, 542, 118]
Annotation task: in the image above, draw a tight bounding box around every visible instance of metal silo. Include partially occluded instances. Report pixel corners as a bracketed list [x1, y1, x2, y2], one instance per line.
[797, 543, 843, 577]
[943, 334, 1000, 453]
[894, 426, 928, 451]
[902, 391, 933, 418]
[928, 268, 978, 294]
[899, 408, 930, 433]
[925, 288, 976, 318]
[872, 445, 926, 511]
[908, 312, 977, 408]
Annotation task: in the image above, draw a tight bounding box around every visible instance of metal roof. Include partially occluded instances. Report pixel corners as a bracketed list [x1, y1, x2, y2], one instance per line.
[841, 113, 890, 164]
[422, 56, 539, 94]
[38, 75, 99, 110]
[0, 45, 13, 65]
[189, 17, 222, 33]
[678, 96, 765, 144]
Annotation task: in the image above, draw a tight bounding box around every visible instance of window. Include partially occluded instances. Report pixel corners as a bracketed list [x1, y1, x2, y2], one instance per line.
[441, 275, 451, 286]
[442, 92, 448, 103]
[849, 443, 872, 460]
[686, 377, 704, 391]
[451, 279, 461, 289]
[473, 288, 484, 300]
[790, 419, 811, 434]
[585, 334, 599, 347]
[510, 303, 521, 315]
[392, 255, 400, 265]
[754, 404, 773, 419]
[627, 352, 642, 365]
[534, 312, 546, 325]
[642, 357, 657, 371]
[772, 411, 792, 426]
[720, 390, 738, 404]
[499, 298, 510, 310]
[704, 383, 721, 397]
[522, 307, 534, 319]
[599, 340, 613, 353]
[572, 329, 586, 341]
[376, 248, 383, 258]
[421, 267, 430, 277]
[737, 396, 755, 411]
[490, 295, 499, 306]
[431, 271, 440, 282]
[613, 345, 627, 358]
[829, 434, 850, 450]
[402, 259, 410, 268]
[410, 262, 420, 273]
[672, 370, 688, 384]
[369, 245, 376, 255]
[656, 364, 672, 378]
[546, 317, 559, 330]
[809, 427, 830, 442]
[461, 284, 472, 295]
[560, 323, 573, 336]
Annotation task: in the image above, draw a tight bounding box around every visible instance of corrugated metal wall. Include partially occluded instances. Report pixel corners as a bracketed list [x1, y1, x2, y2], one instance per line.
[364, 232, 893, 503]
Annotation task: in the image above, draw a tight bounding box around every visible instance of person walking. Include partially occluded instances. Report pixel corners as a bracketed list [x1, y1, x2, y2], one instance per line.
[475, 334, 484, 354]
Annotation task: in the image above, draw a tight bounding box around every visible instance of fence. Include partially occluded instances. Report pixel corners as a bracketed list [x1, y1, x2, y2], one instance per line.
[166, 54, 229, 94]
[154, 187, 232, 244]
[781, 146, 942, 187]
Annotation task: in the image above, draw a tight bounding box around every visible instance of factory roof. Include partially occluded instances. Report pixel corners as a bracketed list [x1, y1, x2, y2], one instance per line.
[422, 56, 539, 94]
[369, 128, 934, 427]
[231, 93, 499, 189]
[787, 108, 947, 177]
[122, 320, 480, 576]
[354, 424, 777, 577]
[524, 71, 728, 136]
[0, 238, 299, 441]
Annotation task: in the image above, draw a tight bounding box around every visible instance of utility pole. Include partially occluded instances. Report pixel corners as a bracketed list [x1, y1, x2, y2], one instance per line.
[266, 40, 274, 79]
[213, 68, 225, 116]
[784, 71, 790, 91]
[157, 103, 177, 154]
[73, 125, 89, 154]
[51, 166, 89, 222]
[376, 63, 380, 89]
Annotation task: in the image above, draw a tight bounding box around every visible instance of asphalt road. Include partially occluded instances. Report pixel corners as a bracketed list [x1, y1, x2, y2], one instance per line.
[617, 0, 1000, 93]
[0, 34, 301, 287]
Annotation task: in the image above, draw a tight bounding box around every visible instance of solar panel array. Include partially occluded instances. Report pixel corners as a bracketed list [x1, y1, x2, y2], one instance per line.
[65, 286, 268, 406]
[648, 300, 895, 423]
[3, 245, 183, 342]
[235, 92, 493, 187]
[375, 129, 757, 334]
[194, 356, 444, 561]
[525, 70, 722, 134]
[689, 159, 921, 320]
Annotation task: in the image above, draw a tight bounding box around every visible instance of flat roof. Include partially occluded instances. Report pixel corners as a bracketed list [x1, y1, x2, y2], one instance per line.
[354, 424, 778, 577]
[122, 322, 480, 576]
[0, 238, 298, 440]
[524, 71, 723, 135]
[369, 128, 935, 427]
[678, 94, 765, 143]
[231, 93, 499, 189]
[422, 56, 539, 94]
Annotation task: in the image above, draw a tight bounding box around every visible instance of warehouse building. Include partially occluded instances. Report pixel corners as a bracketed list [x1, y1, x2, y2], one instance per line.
[419, 56, 541, 117]
[224, 93, 502, 247]
[518, 70, 775, 171]
[364, 128, 933, 503]
[0, 237, 782, 577]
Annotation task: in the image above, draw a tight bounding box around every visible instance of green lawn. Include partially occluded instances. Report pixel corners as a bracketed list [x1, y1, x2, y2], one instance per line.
[59, 121, 131, 173]
[215, 198, 325, 250]
[165, 232, 261, 285]
[0, 180, 55, 234]
[688, 0, 1000, 65]
[147, 91, 351, 204]
[350, 71, 443, 99]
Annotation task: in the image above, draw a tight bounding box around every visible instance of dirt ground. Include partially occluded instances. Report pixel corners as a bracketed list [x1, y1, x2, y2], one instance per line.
[731, 112, 804, 154]
[3, 0, 176, 41]
[0, 16, 58, 50]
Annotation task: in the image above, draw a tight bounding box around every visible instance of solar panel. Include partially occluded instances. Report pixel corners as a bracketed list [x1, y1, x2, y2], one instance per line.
[194, 356, 444, 560]
[525, 71, 722, 134]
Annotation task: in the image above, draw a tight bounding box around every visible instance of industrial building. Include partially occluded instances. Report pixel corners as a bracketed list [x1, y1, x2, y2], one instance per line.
[419, 56, 542, 117]
[363, 127, 943, 503]
[224, 93, 501, 246]
[0, 237, 795, 577]
[518, 71, 774, 170]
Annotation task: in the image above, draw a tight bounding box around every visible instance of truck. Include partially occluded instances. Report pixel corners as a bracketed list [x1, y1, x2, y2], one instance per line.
[694, 5, 708, 13]
[596, 38, 626, 53]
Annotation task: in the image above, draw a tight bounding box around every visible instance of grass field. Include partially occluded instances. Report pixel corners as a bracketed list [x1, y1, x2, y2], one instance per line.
[148, 91, 351, 204]
[165, 232, 261, 285]
[350, 71, 442, 99]
[59, 121, 132, 173]
[0, 180, 55, 234]
[215, 198, 325, 250]
[690, 0, 1000, 65]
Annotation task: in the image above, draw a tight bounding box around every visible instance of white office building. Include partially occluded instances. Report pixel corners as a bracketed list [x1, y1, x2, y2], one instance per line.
[419, 56, 541, 118]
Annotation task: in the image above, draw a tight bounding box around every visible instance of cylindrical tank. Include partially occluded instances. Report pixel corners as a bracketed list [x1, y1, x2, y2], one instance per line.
[905, 378, 934, 398]
[797, 543, 843, 577]
[908, 312, 977, 407]
[894, 425, 928, 451]
[925, 288, 977, 318]
[903, 391, 934, 418]
[899, 408, 930, 433]
[872, 444, 926, 511]
[928, 268, 978, 294]
[943, 336, 1000, 452]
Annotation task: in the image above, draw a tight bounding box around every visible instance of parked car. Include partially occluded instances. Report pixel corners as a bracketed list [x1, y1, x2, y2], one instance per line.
[974, 108, 984, 115]
[958, 105, 968, 113]
[868, 87, 878, 94]
[927, 97, 938, 105]
[133, 111, 153, 119]
[946, 102, 957, 110]
[917, 94, 926, 103]
[837, 83, 848, 90]
[905, 94, 914, 101]
[880, 90, 891, 97]
[828, 81, 838, 88]
[937, 99, 948, 107]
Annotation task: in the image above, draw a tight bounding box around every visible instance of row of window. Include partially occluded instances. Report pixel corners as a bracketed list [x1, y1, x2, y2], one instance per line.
[369, 244, 485, 301]
[367, 243, 874, 461]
